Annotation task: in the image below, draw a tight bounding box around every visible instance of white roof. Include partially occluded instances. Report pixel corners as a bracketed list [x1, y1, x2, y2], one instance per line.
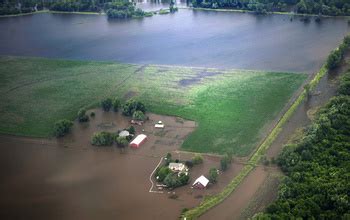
[193, 175, 209, 187]
[130, 134, 147, 145]
[169, 163, 184, 170]
[119, 130, 130, 137]
[155, 124, 164, 128]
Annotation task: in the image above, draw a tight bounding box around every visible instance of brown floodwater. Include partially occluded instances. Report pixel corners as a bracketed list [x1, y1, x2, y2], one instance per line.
[267, 50, 350, 158]
[0, 110, 244, 219]
[0, 10, 349, 73]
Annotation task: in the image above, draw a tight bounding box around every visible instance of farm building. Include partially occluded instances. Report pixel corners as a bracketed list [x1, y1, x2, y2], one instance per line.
[129, 134, 147, 148]
[192, 175, 209, 189]
[119, 130, 130, 137]
[168, 163, 186, 172]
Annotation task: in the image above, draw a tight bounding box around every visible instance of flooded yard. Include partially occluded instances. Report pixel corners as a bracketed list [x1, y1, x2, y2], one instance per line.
[0, 110, 244, 219]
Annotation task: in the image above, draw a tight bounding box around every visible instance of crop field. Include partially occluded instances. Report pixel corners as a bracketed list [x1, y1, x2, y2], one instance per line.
[0, 56, 307, 156]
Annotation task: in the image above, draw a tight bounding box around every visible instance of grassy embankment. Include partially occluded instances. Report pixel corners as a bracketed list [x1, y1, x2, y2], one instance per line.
[0, 56, 306, 156]
[0, 10, 104, 18]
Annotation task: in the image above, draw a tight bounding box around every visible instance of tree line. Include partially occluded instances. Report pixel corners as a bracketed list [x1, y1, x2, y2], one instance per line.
[253, 56, 350, 218]
[0, 0, 152, 18]
[192, 0, 350, 16]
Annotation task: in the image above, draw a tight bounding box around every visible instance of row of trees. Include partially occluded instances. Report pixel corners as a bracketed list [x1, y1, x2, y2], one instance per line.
[91, 126, 134, 146]
[100, 97, 147, 121]
[0, 0, 152, 18]
[326, 36, 350, 70]
[192, 0, 350, 16]
[53, 96, 145, 138]
[253, 71, 350, 218]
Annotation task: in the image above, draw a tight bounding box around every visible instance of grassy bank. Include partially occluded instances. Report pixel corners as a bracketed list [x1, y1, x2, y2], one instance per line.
[0, 56, 306, 156]
[0, 10, 105, 18]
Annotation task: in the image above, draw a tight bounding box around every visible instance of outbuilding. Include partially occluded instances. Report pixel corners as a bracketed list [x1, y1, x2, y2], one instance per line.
[155, 121, 164, 128]
[119, 130, 130, 137]
[129, 134, 147, 148]
[192, 175, 209, 189]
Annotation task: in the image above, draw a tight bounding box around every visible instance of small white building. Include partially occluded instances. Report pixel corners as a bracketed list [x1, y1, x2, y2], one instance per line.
[192, 175, 209, 189]
[119, 130, 130, 137]
[155, 121, 164, 128]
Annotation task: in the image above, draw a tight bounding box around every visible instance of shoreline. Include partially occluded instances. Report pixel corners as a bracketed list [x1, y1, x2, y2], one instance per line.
[1, 7, 350, 18]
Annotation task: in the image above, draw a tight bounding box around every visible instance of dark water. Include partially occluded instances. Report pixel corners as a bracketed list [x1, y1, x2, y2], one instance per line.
[0, 10, 349, 73]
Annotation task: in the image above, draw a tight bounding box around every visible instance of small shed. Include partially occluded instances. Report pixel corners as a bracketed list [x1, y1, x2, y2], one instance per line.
[119, 130, 130, 137]
[192, 175, 209, 189]
[129, 134, 147, 148]
[155, 121, 164, 128]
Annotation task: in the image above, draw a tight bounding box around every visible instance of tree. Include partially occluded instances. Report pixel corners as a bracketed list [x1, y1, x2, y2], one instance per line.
[178, 173, 190, 185]
[164, 173, 180, 188]
[101, 98, 112, 111]
[53, 119, 73, 137]
[127, 126, 135, 135]
[256, 82, 350, 219]
[115, 136, 129, 148]
[156, 166, 172, 182]
[338, 74, 350, 95]
[327, 50, 342, 69]
[209, 167, 218, 183]
[91, 131, 114, 146]
[77, 107, 89, 122]
[122, 99, 146, 116]
[192, 154, 203, 165]
[185, 160, 194, 168]
[132, 110, 146, 121]
[169, 0, 178, 13]
[220, 153, 232, 171]
[112, 98, 121, 112]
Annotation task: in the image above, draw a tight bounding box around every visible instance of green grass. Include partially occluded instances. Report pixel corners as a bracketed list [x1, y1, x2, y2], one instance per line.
[0, 56, 306, 156]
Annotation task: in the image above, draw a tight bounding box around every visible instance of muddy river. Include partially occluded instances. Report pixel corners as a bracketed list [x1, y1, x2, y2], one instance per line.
[0, 8, 349, 73]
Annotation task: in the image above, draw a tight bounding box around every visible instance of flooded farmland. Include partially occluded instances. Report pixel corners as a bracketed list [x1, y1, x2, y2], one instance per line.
[0, 110, 244, 219]
[1, 6, 350, 219]
[0, 10, 349, 73]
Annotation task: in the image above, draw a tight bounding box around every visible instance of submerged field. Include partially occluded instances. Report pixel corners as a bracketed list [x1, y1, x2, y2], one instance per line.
[0, 56, 307, 156]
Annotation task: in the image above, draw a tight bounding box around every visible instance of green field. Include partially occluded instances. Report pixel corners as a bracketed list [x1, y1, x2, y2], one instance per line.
[0, 56, 307, 156]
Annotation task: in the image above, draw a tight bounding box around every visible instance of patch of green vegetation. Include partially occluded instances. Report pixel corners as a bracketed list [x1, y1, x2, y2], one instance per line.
[158, 9, 170, 14]
[0, 56, 306, 157]
[255, 73, 350, 219]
